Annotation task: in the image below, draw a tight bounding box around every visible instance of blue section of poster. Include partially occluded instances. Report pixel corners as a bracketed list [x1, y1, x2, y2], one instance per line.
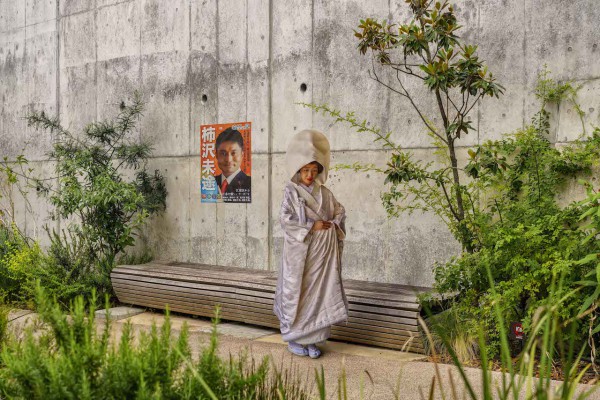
[200, 174, 220, 203]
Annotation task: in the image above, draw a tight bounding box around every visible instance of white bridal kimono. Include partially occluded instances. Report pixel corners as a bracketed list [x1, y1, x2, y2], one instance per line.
[273, 129, 349, 344]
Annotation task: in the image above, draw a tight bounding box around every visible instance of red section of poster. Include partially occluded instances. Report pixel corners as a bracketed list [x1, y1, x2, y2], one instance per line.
[200, 122, 251, 203]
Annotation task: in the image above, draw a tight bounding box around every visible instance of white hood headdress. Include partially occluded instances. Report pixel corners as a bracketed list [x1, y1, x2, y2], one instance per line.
[285, 129, 330, 184]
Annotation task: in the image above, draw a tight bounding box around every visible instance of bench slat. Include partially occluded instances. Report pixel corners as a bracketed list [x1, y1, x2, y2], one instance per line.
[111, 263, 428, 354]
[116, 292, 424, 350]
[116, 264, 421, 303]
[113, 283, 420, 330]
[112, 277, 275, 305]
[113, 282, 421, 334]
[112, 277, 419, 319]
[112, 272, 420, 312]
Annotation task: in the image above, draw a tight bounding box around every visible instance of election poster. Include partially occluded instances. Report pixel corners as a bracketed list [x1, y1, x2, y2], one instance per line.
[200, 122, 252, 203]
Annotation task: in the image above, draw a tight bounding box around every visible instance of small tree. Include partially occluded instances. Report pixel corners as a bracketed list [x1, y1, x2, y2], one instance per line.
[26, 94, 167, 267]
[306, 0, 503, 251]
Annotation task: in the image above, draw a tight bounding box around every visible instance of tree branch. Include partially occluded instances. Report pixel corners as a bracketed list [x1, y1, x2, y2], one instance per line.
[439, 179, 459, 220]
[392, 69, 449, 145]
[369, 66, 409, 99]
[463, 93, 484, 118]
[389, 64, 426, 81]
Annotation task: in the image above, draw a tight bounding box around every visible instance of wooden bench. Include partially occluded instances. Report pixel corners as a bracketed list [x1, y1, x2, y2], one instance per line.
[111, 261, 429, 354]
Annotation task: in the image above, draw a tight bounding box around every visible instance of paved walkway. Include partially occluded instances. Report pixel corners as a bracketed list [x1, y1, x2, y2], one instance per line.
[8, 308, 600, 399]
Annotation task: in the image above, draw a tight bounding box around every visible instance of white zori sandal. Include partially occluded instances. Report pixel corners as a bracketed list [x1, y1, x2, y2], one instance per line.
[287, 341, 309, 356]
[307, 344, 322, 359]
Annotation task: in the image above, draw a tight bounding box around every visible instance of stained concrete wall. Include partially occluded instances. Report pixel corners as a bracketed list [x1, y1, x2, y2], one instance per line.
[1, 0, 599, 287]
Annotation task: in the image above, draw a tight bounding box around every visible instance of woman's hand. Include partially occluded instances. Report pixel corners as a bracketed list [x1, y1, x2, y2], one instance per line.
[311, 220, 333, 231]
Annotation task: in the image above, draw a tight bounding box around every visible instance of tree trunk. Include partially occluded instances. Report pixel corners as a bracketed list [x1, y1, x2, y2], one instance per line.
[447, 138, 464, 222]
[434, 88, 474, 252]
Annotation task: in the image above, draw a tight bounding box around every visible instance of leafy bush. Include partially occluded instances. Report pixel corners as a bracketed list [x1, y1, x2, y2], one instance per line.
[430, 123, 600, 356]
[0, 224, 111, 308]
[0, 95, 166, 307]
[574, 184, 600, 364]
[26, 94, 167, 267]
[43, 229, 114, 305]
[0, 228, 44, 307]
[0, 288, 313, 400]
[312, 42, 600, 357]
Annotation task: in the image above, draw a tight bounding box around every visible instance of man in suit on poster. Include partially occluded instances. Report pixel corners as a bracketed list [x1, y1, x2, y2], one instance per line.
[214, 127, 251, 202]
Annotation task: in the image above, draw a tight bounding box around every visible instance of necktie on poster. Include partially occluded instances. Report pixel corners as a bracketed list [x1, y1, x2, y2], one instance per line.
[221, 180, 228, 193]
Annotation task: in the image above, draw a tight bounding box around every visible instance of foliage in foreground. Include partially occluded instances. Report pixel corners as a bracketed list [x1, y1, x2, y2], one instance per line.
[431, 125, 600, 357]
[576, 184, 600, 362]
[424, 271, 598, 400]
[0, 284, 598, 400]
[0, 288, 312, 400]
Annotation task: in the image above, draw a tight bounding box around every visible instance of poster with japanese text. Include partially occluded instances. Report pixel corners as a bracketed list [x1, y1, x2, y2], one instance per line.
[200, 122, 252, 203]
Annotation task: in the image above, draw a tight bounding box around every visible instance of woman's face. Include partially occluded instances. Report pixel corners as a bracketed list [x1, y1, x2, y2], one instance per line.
[299, 163, 319, 186]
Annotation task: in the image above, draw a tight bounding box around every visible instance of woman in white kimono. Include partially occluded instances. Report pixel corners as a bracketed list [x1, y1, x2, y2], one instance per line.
[273, 129, 348, 359]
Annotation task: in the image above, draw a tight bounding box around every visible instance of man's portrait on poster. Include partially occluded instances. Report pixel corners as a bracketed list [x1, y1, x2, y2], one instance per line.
[200, 122, 252, 203]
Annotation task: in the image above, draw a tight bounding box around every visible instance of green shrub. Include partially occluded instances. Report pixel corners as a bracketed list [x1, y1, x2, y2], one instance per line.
[573, 184, 600, 364]
[43, 229, 114, 306]
[0, 230, 44, 307]
[313, 54, 600, 358]
[0, 225, 111, 308]
[0, 301, 7, 354]
[26, 93, 167, 269]
[0, 95, 167, 307]
[0, 288, 312, 399]
[430, 126, 600, 357]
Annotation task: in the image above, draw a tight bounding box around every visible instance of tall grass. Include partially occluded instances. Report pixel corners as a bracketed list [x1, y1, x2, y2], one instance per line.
[311, 268, 600, 399]
[425, 307, 479, 363]
[418, 269, 599, 400]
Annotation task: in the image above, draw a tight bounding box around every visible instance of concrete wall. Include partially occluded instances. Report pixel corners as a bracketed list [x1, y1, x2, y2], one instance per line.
[1, 0, 599, 286]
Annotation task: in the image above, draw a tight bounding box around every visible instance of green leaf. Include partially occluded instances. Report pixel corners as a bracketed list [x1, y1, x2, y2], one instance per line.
[578, 286, 600, 316]
[576, 253, 599, 266]
[575, 280, 598, 287]
[579, 207, 597, 220]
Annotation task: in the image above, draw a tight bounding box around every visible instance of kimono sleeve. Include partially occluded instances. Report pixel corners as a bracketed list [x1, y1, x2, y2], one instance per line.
[331, 193, 346, 241]
[280, 187, 314, 242]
